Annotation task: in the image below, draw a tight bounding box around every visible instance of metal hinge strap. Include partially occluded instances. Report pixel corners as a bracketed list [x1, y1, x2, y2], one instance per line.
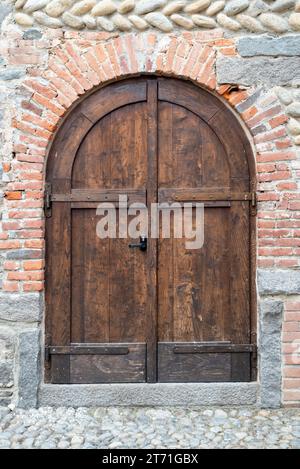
[251, 191, 257, 216]
[44, 183, 52, 218]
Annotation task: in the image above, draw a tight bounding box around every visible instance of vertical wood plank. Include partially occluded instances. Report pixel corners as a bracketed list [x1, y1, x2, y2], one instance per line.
[45, 202, 71, 382]
[146, 80, 158, 382]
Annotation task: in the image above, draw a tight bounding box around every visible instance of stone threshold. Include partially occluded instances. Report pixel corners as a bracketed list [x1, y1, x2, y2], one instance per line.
[39, 382, 259, 407]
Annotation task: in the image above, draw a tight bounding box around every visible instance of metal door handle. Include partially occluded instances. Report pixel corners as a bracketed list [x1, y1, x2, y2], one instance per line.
[129, 236, 147, 252]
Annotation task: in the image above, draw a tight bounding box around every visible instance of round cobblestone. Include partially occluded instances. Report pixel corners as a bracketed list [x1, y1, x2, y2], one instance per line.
[0, 406, 299, 449]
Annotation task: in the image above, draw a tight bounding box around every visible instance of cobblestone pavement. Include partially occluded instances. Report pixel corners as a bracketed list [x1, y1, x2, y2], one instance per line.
[0, 406, 299, 449]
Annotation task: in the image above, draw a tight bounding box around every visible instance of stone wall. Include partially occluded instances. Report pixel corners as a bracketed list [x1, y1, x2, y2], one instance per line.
[0, 0, 299, 408]
[10, 0, 300, 34]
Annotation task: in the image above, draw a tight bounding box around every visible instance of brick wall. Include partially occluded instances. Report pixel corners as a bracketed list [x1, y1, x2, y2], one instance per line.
[283, 300, 300, 404]
[0, 1, 299, 407]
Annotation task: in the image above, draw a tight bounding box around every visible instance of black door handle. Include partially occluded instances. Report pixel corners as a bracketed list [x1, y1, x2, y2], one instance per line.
[129, 236, 147, 252]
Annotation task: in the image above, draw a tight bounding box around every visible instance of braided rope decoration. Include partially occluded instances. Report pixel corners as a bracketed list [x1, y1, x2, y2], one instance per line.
[12, 0, 300, 33]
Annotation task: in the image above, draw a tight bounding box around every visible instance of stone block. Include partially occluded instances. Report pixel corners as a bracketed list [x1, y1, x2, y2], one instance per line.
[17, 329, 40, 409]
[0, 3, 12, 27]
[0, 292, 42, 322]
[217, 56, 300, 86]
[259, 299, 283, 408]
[258, 269, 300, 296]
[237, 35, 300, 57]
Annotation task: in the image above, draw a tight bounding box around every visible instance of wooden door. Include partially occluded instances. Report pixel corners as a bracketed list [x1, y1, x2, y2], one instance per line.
[45, 77, 256, 384]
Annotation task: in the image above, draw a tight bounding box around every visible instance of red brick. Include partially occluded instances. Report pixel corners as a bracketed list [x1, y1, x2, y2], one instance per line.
[3, 163, 10, 172]
[8, 182, 43, 191]
[23, 260, 44, 271]
[285, 314, 300, 324]
[16, 154, 44, 164]
[275, 138, 292, 150]
[21, 100, 43, 116]
[258, 258, 275, 268]
[242, 106, 258, 122]
[23, 281, 44, 292]
[277, 182, 297, 191]
[3, 261, 19, 271]
[275, 259, 299, 268]
[24, 79, 57, 100]
[259, 247, 294, 256]
[229, 90, 254, 106]
[283, 332, 300, 343]
[22, 113, 57, 133]
[258, 229, 290, 238]
[19, 134, 48, 149]
[283, 344, 300, 354]
[33, 92, 65, 117]
[2, 221, 22, 230]
[0, 240, 21, 250]
[19, 171, 43, 181]
[5, 191, 22, 200]
[284, 367, 300, 378]
[284, 354, 300, 365]
[286, 301, 300, 311]
[7, 271, 43, 281]
[258, 220, 276, 229]
[218, 46, 236, 56]
[8, 210, 42, 219]
[290, 201, 300, 211]
[258, 171, 291, 182]
[24, 239, 44, 248]
[257, 163, 275, 173]
[283, 379, 300, 389]
[257, 151, 296, 163]
[283, 322, 300, 332]
[2, 281, 19, 292]
[283, 391, 300, 401]
[257, 193, 280, 202]
[247, 105, 282, 128]
[269, 114, 289, 128]
[23, 219, 44, 229]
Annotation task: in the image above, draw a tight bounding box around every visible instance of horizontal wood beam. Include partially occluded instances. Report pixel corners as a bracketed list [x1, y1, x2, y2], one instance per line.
[158, 189, 255, 203]
[51, 188, 146, 204]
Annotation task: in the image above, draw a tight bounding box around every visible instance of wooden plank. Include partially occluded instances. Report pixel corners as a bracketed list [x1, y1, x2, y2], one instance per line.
[52, 189, 145, 202]
[158, 78, 219, 123]
[231, 353, 251, 382]
[107, 103, 147, 344]
[157, 101, 174, 343]
[45, 202, 71, 383]
[227, 202, 251, 344]
[158, 343, 231, 383]
[146, 80, 158, 382]
[158, 188, 253, 202]
[70, 344, 146, 384]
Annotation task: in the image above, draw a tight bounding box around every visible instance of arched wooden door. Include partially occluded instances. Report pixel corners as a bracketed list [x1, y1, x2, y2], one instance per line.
[45, 77, 256, 384]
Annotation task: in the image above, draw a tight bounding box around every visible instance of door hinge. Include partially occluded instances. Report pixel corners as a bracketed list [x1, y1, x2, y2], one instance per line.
[45, 346, 51, 362]
[251, 192, 257, 216]
[44, 183, 52, 218]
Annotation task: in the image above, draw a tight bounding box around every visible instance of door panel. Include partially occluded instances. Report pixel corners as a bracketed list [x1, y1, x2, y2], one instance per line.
[157, 80, 252, 382]
[46, 77, 255, 384]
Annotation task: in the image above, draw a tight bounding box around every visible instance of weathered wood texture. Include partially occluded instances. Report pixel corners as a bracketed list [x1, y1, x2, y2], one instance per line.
[46, 77, 255, 384]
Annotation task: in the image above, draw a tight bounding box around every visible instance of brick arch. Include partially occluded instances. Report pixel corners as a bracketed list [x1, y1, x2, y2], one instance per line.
[5, 32, 296, 294]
